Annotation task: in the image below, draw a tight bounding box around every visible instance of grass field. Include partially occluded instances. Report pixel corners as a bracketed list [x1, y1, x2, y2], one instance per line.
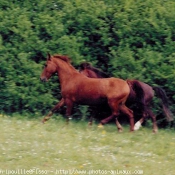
[0, 114, 175, 175]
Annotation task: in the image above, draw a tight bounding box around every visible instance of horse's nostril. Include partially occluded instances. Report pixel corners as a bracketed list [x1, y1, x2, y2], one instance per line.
[40, 77, 46, 82]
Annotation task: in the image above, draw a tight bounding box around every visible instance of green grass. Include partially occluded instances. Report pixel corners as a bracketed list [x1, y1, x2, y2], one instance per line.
[0, 114, 175, 175]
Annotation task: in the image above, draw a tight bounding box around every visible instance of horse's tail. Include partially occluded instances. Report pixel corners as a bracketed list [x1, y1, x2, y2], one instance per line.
[153, 86, 174, 122]
[127, 80, 145, 111]
[132, 80, 145, 108]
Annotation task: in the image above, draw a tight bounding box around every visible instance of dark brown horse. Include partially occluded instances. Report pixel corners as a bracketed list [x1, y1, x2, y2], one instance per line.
[40, 54, 138, 132]
[79, 62, 174, 133]
[79, 62, 109, 78]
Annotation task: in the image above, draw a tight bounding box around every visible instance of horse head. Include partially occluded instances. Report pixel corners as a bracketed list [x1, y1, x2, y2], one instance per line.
[40, 53, 57, 82]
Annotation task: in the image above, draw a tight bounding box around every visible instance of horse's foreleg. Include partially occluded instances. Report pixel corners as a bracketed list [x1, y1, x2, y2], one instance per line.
[88, 116, 94, 126]
[42, 98, 65, 123]
[65, 99, 73, 124]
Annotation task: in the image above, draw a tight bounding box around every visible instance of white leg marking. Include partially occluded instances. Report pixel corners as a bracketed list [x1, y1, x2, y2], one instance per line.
[134, 121, 142, 130]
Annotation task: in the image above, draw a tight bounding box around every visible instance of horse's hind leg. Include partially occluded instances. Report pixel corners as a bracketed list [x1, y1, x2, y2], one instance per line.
[100, 100, 123, 132]
[100, 101, 118, 124]
[135, 106, 158, 133]
[134, 117, 144, 130]
[147, 108, 158, 133]
[99, 113, 122, 131]
[119, 105, 134, 132]
[134, 106, 147, 130]
[42, 98, 65, 123]
[115, 118, 123, 132]
[100, 114, 117, 125]
[134, 107, 158, 133]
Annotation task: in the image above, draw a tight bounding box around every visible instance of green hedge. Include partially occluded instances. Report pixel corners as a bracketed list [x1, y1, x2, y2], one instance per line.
[0, 0, 175, 121]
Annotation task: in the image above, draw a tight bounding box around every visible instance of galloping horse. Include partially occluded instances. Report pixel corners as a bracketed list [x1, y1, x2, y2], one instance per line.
[79, 62, 174, 133]
[40, 54, 137, 132]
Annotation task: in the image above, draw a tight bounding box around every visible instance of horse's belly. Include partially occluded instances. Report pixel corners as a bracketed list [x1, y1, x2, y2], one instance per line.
[76, 96, 107, 106]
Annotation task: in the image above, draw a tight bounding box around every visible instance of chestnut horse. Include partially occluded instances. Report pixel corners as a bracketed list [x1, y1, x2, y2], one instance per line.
[79, 62, 174, 133]
[40, 54, 136, 132]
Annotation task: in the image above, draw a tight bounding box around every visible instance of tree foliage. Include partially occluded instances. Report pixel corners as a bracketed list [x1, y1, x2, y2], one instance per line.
[0, 0, 175, 121]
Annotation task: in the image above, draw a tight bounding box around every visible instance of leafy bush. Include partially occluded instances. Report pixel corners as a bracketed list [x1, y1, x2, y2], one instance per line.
[0, 0, 175, 124]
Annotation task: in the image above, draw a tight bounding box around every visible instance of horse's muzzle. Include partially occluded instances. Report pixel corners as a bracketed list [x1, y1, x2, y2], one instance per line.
[40, 77, 47, 82]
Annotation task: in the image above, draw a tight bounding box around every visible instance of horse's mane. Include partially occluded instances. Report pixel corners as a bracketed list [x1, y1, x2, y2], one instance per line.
[53, 54, 79, 74]
[53, 55, 71, 63]
[79, 62, 91, 69]
[80, 62, 109, 78]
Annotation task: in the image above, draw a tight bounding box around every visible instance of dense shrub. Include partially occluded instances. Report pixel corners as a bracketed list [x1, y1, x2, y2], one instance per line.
[0, 0, 175, 123]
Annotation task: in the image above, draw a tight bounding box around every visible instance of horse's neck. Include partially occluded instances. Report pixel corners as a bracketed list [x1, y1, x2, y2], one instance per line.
[87, 69, 99, 78]
[90, 67, 109, 78]
[54, 58, 79, 84]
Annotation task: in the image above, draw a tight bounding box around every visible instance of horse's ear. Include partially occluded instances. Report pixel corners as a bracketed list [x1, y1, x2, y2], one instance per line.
[47, 53, 51, 60]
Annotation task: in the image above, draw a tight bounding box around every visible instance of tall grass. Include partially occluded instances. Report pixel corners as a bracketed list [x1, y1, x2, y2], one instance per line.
[0, 114, 175, 175]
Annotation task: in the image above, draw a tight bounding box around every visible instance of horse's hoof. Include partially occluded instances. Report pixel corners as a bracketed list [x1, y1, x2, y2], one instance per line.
[88, 122, 92, 126]
[98, 123, 104, 128]
[153, 129, 158, 134]
[41, 120, 46, 124]
[118, 128, 123, 133]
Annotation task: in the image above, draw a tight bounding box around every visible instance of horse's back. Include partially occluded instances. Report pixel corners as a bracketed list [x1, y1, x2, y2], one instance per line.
[90, 77, 130, 101]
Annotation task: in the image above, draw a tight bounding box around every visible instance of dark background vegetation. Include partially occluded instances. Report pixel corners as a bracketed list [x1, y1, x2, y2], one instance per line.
[0, 0, 175, 126]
